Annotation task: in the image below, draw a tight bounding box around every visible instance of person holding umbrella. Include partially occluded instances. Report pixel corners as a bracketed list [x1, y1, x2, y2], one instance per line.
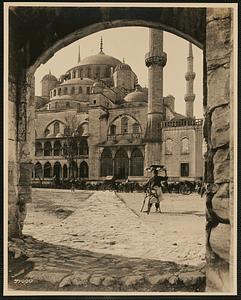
[142, 165, 168, 214]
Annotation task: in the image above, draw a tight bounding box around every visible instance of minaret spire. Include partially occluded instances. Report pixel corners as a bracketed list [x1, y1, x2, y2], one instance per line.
[77, 45, 81, 63]
[100, 36, 104, 53]
[184, 42, 196, 118]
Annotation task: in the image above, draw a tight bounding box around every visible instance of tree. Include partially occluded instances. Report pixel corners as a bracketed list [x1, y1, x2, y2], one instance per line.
[62, 113, 83, 179]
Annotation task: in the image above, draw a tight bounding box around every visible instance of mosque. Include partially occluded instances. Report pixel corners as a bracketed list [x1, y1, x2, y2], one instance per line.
[33, 29, 203, 184]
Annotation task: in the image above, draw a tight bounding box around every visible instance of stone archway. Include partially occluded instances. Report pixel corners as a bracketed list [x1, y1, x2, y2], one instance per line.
[7, 5, 235, 292]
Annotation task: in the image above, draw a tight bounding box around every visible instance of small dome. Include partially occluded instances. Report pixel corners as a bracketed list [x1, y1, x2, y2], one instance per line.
[93, 81, 103, 88]
[115, 63, 132, 71]
[41, 72, 57, 82]
[56, 133, 63, 138]
[124, 88, 148, 103]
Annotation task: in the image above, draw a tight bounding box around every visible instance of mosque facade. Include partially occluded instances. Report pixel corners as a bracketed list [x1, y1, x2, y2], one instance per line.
[33, 29, 203, 184]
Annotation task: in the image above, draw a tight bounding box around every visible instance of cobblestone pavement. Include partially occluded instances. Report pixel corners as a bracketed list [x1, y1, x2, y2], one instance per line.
[8, 189, 206, 293]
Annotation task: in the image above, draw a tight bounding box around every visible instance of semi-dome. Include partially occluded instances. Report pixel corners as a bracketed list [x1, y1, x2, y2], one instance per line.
[78, 52, 121, 67]
[41, 71, 57, 82]
[124, 88, 148, 103]
[35, 96, 49, 109]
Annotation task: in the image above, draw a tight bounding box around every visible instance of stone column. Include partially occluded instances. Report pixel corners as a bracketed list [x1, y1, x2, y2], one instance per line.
[144, 29, 167, 169]
[184, 43, 196, 118]
[204, 8, 233, 292]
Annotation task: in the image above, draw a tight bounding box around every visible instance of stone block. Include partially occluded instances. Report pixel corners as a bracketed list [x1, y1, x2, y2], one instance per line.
[102, 276, 116, 287]
[213, 148, 230, 183]
[212, 183, 229, 220]
[211, 105, 230, 148]
[205, 261, 230, 292]
[207, 8, 231, 22]
[122, 275, 144, 287]
[209, 224, 230, 262]
[26, 271, 67, 285]
[147, 274, 171, 285]
[207, 67, 230, 111]
[89, 275, 104, 286]
[178, 271, 205, 286]
[206, 11, 231, 67]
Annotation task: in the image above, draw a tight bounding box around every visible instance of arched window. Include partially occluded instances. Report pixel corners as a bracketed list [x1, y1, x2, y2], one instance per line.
[100, 148, 113, 177]
[63, 164, 68, 178]
[96, 67, 100, 79]
[64, 87, 68, 95]
[63, 142, 68, 156]
[181, 137, 189, 154]
[71, 87, 75, 94]
[55, 102, 59, 109]
[44, 128, 50, 137]
[53, 89, 56, 96]
[44, 142, 52, 156]
[80, 69, 83, 78]
[66, 102, 70, 108]
[79, 161, 89, 178]
[44, 162, 52, 178]
[53, 161, 62, 179]
[58, 88, 61, 95]
[121, 117, 128, 134]
[132, 123, 140, 134]
[73, 70, 76, 78]
[69, 161, 78, 178]
[110, 124, 116, 135]
[130, 149, 144, 176]
[72, 142, 78, 156]
[79, 86, 82, 94]
[53, 122, 60, 136]
[87, 67, 91, 78]
[86, 87, 90, 94]
[105, 67, 110, 77]
[165, 139, 173, 155]
[35, 142, 43, 156]
[53, 141, 62, 156]
[34, 162, 42, 178]
[114, 149, 129, 179]
[77, 103, 81, 110]
[79, 139, 88, 155]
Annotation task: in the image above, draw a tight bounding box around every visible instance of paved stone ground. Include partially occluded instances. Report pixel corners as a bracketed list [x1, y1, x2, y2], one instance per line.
[8, 189, 206, 293]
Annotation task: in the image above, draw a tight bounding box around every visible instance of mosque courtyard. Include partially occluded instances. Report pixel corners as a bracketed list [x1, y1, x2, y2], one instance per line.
[9, 189, 206, 292]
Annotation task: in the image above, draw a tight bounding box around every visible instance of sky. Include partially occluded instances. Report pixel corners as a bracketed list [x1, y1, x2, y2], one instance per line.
[35, 26, 203, 118]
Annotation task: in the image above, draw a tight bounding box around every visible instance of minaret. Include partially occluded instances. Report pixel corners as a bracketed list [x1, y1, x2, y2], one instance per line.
[144, 29, 167, 168]
[77, 45, 81, 63]
[184, 42, 196, 118]
[99, 37, 104, 54]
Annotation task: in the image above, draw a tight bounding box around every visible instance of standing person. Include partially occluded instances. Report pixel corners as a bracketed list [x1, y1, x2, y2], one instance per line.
[143, 167, 168, 214]
[70, 177, 75, 192]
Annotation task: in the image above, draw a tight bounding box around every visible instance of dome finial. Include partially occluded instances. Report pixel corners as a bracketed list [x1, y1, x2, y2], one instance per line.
[49, 69, 51, 75]
[123, 57, 125, 63]
[77, 45, 81, 63]
[100, 36, 103, 53]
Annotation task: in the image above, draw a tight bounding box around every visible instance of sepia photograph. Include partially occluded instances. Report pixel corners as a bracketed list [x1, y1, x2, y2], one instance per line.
[4, 2, 238, 296]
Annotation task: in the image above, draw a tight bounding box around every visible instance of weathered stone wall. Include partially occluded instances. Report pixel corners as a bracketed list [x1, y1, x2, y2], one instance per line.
[204, 8, 233, 292]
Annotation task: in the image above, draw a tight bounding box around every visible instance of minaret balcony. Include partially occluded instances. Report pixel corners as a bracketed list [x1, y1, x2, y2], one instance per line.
[185, 72, 196, 81]
[145, 51, 167, 67]
[184, 94, 196, 102]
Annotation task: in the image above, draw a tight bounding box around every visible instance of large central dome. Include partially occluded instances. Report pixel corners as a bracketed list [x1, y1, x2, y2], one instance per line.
[77, 37, 121, 67]
[78, 51, 121, 67]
